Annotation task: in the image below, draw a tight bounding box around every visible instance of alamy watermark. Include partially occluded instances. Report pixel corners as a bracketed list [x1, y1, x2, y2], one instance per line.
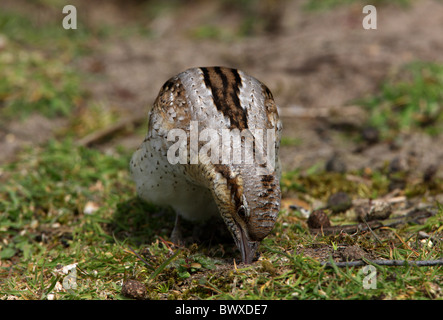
[62, 5, 77, 30]
[63, 4, 377, 31]
[166, 121, 277, 175]
[361, 265, 377, 289]
[363, 5, 377, 30]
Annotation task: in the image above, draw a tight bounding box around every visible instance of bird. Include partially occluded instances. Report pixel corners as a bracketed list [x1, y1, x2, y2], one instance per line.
[130, 66, 282, 264]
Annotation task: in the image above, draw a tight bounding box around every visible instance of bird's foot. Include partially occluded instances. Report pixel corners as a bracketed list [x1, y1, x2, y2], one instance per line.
[170, 214, 184, 246]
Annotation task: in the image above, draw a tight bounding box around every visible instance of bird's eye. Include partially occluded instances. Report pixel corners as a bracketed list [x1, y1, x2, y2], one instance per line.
[237, 205, 248, 220]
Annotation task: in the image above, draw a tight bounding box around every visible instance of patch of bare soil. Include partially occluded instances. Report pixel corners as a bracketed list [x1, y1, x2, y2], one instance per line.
[0, 115, 68, 164]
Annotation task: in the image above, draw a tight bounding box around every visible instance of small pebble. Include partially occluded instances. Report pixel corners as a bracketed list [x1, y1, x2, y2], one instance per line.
[325, 154, 347, 173]
[423, 164, 438, 183]
[420, 239, 433, 248]
[418, 231, 430, 239]
[307, 210, 331, 229]
[388, 157, 407, 174]
[121, 280, 147, 300]
[355, 200, 392, 222]
[190, 262, 202, 269]
[84, 201, 100, 215]
[341, 245, 367, 261]
[361, 126, 379, 144]
[327, 192, 352, 213]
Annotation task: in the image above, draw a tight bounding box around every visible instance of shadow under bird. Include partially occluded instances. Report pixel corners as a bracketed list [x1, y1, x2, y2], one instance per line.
[130, 66, 282, 264]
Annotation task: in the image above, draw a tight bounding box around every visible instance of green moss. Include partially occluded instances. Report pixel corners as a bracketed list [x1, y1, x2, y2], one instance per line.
[0, 9, 95, 121]
[361, 62, 443, 138]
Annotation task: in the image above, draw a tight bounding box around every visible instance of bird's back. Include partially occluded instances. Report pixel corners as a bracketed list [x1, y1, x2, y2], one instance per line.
[131, 66, 282, 222]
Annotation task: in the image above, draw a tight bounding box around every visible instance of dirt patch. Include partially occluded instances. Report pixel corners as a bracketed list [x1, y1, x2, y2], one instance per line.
[0, 115, 68, 164]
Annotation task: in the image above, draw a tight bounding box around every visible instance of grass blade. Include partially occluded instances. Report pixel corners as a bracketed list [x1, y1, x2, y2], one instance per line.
[148, 249, 181, 281]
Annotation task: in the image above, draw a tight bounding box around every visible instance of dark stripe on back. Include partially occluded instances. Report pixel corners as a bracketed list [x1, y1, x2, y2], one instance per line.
[214, 66, 228, 89]
[230, 69, 243, 119]
[161, 79, 176, 92]
[231, 68, 242, 88]
[200, 67, 248, 130]
[262, 84, 274, 100]
[201, 68, 212, 91]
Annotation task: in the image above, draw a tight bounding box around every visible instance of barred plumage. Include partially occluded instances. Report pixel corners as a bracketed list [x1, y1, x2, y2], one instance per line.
[130, 66, 282, 264]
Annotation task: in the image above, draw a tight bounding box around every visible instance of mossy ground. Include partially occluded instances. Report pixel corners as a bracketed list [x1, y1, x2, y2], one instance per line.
[1, 138, 441, 300]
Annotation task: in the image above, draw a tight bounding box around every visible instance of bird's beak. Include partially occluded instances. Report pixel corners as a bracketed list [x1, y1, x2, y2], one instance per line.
[238, 227, 259, 264]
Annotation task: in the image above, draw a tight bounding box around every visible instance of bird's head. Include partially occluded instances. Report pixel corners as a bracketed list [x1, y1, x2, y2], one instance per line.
[214, 166, 281, 264]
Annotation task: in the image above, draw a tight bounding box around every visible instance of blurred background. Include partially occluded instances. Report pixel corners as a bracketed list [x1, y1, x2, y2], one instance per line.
[1, 0, 443, 176]
[1, 0, 443, 175]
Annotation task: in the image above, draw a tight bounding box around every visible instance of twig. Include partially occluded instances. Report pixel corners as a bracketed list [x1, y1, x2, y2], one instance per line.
[362, 218, 383, 244]
[76, 112, 146, 147]
[385, 209, 433, 228]
[310, 221, 383, 235]
[388, 228, 420, 257]
[127, 245, 154, 270]
[321, 259, 443, 268]
[158, 235, 182, 251]
[309, 208, 433, 235]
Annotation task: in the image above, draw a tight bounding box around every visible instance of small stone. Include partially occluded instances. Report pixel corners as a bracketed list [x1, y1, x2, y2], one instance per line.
[420, 239, 433, 248]
[423, 164, 438, 183]
[121, 280, 147, 300]
[341, 245, 367, 261]
[30, 219, 39, 230]
[325, 154, 347, 173]
[190, 262, 202, 269]
[388, 157, 407, 174]
[327, 192, 352, 213]
[361, 126, 379, 144]
[356, 200, 392, 222]
[417, 231, 430, 239]
[307, 210, 331, 229]
[84, 201, 100, 215]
